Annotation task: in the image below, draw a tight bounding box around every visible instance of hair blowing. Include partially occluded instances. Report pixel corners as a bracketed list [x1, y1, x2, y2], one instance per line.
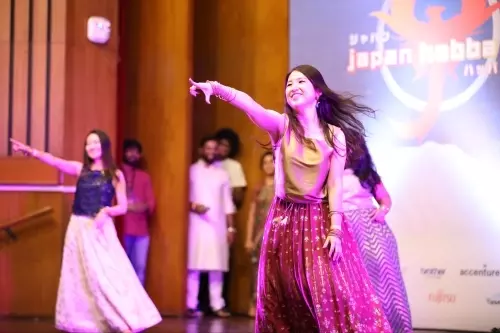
[82, 129, 119, 180]
[345, 139, 381, 195]
[285, 65, 375, 160]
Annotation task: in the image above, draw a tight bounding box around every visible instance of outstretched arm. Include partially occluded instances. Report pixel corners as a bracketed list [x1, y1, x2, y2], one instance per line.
[189, 79, 285, 143]
[226, 88, 284, 142]
[32, 149, 83, 176]
[326, 129, 347, 230]
[11, 138, 82, 176]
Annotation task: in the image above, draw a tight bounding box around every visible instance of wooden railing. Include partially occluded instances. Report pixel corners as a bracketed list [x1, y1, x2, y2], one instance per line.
[1, 207, 54, 241]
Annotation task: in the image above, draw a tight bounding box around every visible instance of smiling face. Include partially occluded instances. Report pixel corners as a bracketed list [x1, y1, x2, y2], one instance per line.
[201, 139, 218, 164]
[85, 133, 102, 160]
[285, 70, 320, 111]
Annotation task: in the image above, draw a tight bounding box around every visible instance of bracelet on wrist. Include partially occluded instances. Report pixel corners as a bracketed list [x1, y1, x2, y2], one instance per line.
[328, 210, 344, 219]
[327, 228, 343, 238]
[208, 81, 237, 102]
[379, 205, 390, 213]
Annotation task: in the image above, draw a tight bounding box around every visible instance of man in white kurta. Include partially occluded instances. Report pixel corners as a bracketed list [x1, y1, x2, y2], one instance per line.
[186, 137, 236, 318]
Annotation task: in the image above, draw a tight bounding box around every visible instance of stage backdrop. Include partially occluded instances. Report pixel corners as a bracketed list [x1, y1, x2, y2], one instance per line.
[290, 0, 500, 331]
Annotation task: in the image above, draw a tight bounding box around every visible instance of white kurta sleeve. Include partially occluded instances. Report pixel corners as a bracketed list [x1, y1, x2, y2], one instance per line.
[223, 175, 236, 215]
[229, 161, 247, 188]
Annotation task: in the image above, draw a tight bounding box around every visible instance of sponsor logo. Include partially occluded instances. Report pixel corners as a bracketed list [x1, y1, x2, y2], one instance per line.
[487, 293, 500, 305]
[345, 1, 500, 140]
[347, 1, 500, 92]
[420, 267, 446, 278]
[460, 265, 500, 277]
[428, 289, 456, 304]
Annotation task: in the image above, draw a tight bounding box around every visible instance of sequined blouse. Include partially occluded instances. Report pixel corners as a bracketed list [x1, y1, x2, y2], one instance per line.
[72, 169, 116, 217]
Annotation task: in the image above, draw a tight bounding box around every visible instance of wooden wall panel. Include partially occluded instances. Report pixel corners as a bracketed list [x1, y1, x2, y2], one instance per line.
[0, 0, 116, 160]
[12, 0, 29, 146]
[0, 192, 67, 316]
[123, 0, 192, 315]
[48, 0, 66, 157]
[0, 0, 54, 156]
[62, 0, 118, 169]
[0, 1, 11, 155]
[193, 0, 289, 314]
[31, 0, 49, 152]
[0, 157, 59, 184]
[191, 0, 217, 162]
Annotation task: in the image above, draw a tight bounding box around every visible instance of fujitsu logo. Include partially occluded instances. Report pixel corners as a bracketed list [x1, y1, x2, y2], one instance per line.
[429, 290, 456, 304]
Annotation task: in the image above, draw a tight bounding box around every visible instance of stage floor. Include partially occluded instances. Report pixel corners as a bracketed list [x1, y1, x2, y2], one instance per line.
[0, 317, 468, 333]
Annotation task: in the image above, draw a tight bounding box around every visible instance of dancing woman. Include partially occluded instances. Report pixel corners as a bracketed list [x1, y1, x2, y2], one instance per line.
[343, 140, 413, 332]
[189, 64, 392, 332]
[10, 130, 161, 333]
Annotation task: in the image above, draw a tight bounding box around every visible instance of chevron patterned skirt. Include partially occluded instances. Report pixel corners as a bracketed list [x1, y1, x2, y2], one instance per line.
[255, 198, 392, 333]
[346, 208, 413, 333]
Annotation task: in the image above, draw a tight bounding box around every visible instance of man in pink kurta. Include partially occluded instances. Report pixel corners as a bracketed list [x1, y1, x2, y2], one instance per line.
[122, 139, 156, 286]
[186, 136, 236, 318]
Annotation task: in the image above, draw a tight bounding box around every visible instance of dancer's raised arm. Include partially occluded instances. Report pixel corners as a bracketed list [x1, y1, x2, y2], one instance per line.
[189, 79, 284, 142]
[10, 138, 82, 176]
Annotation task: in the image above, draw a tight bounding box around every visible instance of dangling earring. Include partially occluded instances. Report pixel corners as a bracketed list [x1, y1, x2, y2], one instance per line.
[316, 100, 320, 109]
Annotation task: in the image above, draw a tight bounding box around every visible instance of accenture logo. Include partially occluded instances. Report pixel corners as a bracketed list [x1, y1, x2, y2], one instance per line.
[460, 265, 500, 277]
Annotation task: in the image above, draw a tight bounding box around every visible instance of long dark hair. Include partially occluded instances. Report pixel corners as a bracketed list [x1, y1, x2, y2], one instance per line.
[83, 129, 118, 180]
[285, 65, 375, 159]
[345, 139, 381, 195]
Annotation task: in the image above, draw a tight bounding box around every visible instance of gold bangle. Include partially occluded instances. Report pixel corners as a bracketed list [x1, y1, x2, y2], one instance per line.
[327, 228, 343, 239]
[328, 210, 344, 219]
[208, 81, 236, 102]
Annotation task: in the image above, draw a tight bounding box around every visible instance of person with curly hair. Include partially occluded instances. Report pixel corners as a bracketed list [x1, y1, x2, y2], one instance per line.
[215, 128, 247, 209]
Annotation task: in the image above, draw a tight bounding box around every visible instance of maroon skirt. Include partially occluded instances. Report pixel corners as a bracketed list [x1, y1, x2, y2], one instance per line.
[255, 197, 392, 333]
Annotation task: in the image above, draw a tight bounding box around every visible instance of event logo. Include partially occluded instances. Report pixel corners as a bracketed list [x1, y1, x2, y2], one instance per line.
[420, 267, 446, 278]
[346, 0, 500, 141]
[487, 293, 500, 305]
[428, 289, 457, 304]
[460, 264, 500, 277]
